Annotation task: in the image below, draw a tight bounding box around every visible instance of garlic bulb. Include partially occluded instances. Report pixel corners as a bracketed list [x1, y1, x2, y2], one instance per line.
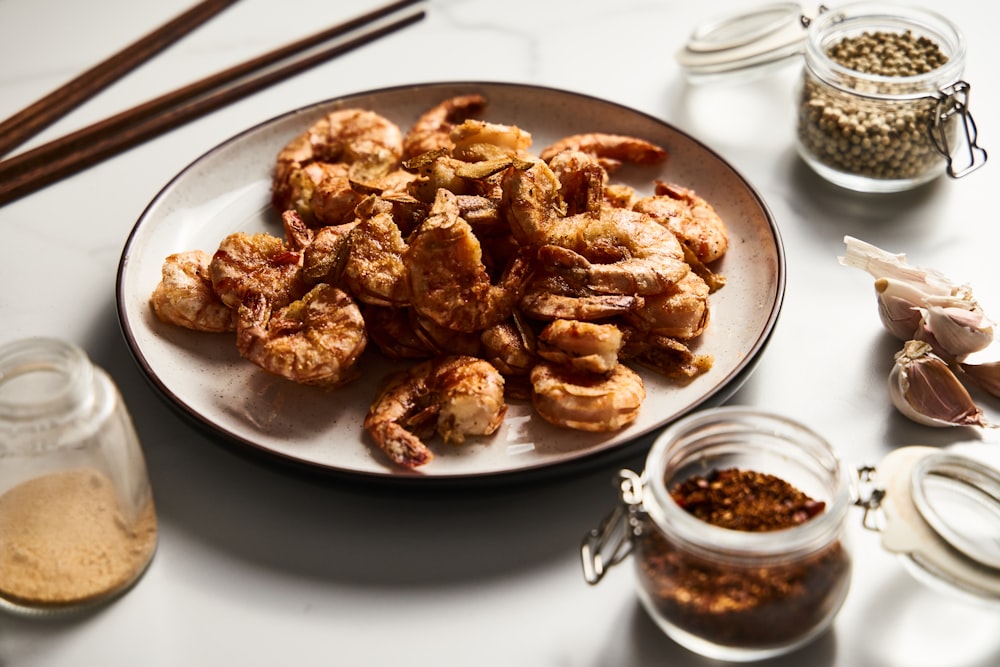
[889, 340, 989, 428]
[916, 297, 994, 360]
[959, 340, 1000, 399]
[841, 237, 988, 345]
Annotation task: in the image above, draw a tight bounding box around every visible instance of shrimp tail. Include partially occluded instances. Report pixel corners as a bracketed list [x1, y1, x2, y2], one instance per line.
[368, 421, 434, 468]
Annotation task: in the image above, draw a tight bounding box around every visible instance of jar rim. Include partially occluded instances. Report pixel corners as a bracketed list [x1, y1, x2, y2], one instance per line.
[803, 1, 967, 96]
[643, 406, 852, 560]
[0, 337, 93, 422]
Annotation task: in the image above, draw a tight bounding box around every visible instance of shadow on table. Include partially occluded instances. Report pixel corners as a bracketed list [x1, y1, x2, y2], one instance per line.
[594, 599, 838, 667]
[87, 299, 649, 591]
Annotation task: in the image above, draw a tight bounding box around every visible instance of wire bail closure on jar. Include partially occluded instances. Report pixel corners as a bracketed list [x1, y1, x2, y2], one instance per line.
[581, 469, 645, 585]
[930, 81, 988, 178]
[852, 446, 1000, 602]
[678, 3, 988, 186]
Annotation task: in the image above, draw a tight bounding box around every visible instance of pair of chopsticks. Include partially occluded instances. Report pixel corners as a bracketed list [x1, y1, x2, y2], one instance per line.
[0, 0, 426, 206]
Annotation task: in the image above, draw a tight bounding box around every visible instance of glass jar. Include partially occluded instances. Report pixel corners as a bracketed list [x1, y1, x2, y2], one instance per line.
[0, 337, 158, 616]
[582, 407, 852, 661]
[854, 444, 1000, 603]
[797, 2, 983, 192]
[676, 2, 987, 193]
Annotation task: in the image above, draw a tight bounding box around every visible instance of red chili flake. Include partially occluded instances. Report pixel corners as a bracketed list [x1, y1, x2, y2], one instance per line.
[669, 468, 826, 531]
[633, 467, 850, 650]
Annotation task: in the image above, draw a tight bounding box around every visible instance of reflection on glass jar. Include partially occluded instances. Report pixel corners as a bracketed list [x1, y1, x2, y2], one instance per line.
[0, 337, 157, 617]
[796, 2, 981, 192]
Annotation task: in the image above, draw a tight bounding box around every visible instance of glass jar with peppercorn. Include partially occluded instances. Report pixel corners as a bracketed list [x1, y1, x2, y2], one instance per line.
[582, 407, 853, 661]
[675, 2, 987, 193]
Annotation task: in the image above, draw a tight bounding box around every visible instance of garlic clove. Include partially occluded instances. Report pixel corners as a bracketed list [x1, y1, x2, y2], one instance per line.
[959, 340, 1000, 399]
[889, 340, 990, 428]
[874, 277, 926, 340]
[839, 236, 964, 298]
[917, 298, 994, 360]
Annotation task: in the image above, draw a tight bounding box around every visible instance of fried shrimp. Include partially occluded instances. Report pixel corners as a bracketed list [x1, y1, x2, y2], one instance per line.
[537, 319, 623, 374]
[501, 158, 565, 245]
[210, 232, 306, 310]
[363, 305, 433, 361]
[273, 108, 404, 224]
[633, 181, 729, 264]
[152, 95, 732, 459]
[546, 149, 607, 215]
[301, 219, 358, 286]
[342, 196, 411, 306]
[402, 94, 488, 159]
[530, 361, 645, 432]
[626, 269, 711, 339]
[275, 162, 359, 227]
[480, 315, 537, 398]
[539, 133, 667, 171]
[236, 284, 367, 388]
[406, 188, 533, 332]
[537, 208, 689, 296]
[519, 271, 642, 321]
[151, 250, 235, 333]
[449, 119, 532, 160]
[621, 329, 714, 381]
[364, 355, 507, 468]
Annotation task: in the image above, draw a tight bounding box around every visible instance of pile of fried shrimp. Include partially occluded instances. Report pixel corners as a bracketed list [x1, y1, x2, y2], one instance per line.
[150, 94, 729, 469]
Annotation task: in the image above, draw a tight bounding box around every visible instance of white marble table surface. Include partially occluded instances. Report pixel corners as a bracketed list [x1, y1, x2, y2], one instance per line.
[2, 0, 1000, 665]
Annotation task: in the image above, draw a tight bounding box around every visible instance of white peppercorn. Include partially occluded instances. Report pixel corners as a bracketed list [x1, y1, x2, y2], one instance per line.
[798, 28, 954, 185]
[792, 4, 979, 193]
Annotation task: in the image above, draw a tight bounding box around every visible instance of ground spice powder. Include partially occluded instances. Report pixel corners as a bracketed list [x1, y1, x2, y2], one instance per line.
[636, 468, 850, 649]
[0, 468, 157, 608]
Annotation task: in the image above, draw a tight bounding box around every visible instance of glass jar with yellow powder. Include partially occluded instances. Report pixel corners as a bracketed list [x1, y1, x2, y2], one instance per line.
[0, 337, 157, 616]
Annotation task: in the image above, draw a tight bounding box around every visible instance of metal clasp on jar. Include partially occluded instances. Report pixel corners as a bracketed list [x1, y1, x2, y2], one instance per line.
[852, 464, 886, 531]
[581, 469, 645, 585]
[930, 81, 988, 178]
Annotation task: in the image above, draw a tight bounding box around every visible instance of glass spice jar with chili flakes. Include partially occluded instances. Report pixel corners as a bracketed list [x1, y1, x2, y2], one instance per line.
[581, 407, 853, 662]
[582, 407, 1000, 661]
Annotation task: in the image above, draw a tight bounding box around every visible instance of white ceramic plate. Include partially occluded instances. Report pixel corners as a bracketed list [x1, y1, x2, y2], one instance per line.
[117, 82, 784, 483]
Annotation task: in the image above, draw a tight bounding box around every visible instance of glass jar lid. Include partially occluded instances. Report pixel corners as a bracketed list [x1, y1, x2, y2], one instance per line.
[860, 445, 1000, 602]
[675, 3, 810, 81]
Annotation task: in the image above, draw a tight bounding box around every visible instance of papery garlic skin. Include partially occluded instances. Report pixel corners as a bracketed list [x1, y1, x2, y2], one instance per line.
[917, 298, 994, 360]
[843, 237, 989, 348]
[959, 340, 1000, 399]
[840, 236, 964, 298]
[889, 340, 988, 428]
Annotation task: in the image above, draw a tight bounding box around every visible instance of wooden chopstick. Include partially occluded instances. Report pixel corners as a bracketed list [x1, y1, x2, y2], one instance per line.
[0, 2, 425, 207]
[0, 0, 238, 158]
[0, 0, 423, 182]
